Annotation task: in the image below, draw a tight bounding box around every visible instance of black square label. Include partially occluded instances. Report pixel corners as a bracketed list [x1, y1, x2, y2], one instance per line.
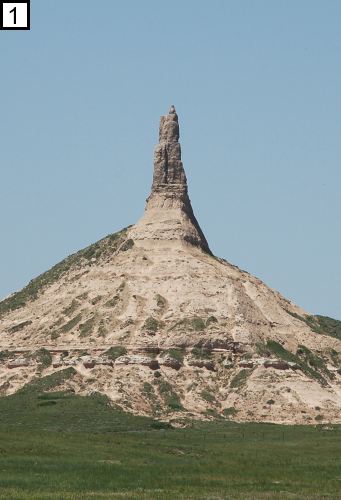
[1, 0, 30, 30]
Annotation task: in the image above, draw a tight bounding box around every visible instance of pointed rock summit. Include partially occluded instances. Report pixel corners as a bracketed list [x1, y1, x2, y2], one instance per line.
[130, 106, 210, 253]
[0, 107, 340, 424]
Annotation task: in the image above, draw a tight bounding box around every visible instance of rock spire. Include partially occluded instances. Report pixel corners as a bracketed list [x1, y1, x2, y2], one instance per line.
[150, 105, 186, 196]
[130, 107, 211, 253]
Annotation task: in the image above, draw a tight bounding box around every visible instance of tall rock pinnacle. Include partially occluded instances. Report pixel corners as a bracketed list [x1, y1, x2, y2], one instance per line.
[130, 107, 211, 253]
[151, 105, 186, 194]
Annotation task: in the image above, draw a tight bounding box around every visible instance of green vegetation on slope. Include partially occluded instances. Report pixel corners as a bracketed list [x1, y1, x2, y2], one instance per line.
[156, 294, 166, 308]
[62, 299, 80, 317]
[313, 315, 341, 341]
[79, 316, 96, 337]
[104, 345, 127, 361]
[263, 340, 331, 385]
[0, 228, 129, 317]
[163, 348, 185, 364]
[170, 316, 206, 332]
[0, 381, 340, 499]
[200, 389, 216, 403]
[155, 379, 183, 412]
[32, 348, 52, 369]
[0, 350, 13, 362]
[230, 369, 252, 389]
[18, 367, 77, 395]
[190, 346, 212, 359]
[119, 238, 134, 251]
[286, 310, 341, 341]
[297, 344, 333, 379]
[60, 313, 83, 333]
[143, 316, 159, 333]
[2, 369, 161, 434]
[330, 348, 340, 366]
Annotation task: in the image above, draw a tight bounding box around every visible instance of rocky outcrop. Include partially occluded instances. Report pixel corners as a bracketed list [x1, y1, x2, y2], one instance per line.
[158, 354, 182, 370]
[262, 359, 299, 370]
[187, 357, 215, 371]
[7, 357, 31, 369]
[129, 106, 211, 253]
[196, 339, 245, 352]
[115, 355, 159, 370]
[237, 358, 300, 370]
[151, 105, 185, 193]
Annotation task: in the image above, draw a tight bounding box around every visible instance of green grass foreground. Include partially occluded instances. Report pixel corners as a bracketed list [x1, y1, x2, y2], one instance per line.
[0, 379, 340, 499]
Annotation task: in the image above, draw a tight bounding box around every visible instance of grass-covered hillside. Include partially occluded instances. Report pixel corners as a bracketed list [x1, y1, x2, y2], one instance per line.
[286, 309, 341, 341]
[0, 228, 129, 318]
[0, 371, 340, 499]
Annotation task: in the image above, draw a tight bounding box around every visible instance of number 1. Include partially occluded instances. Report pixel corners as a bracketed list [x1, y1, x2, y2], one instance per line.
[9, 7, 17, 25]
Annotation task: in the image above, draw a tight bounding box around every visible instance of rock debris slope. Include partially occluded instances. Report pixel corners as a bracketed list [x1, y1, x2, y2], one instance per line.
[0, 107, 340, 424]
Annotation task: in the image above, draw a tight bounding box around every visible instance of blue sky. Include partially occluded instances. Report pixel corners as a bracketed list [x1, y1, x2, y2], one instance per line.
[0, 1, 340, 318]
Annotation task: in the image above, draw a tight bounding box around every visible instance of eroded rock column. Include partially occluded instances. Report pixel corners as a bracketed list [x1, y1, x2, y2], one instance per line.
[130, 106, 211, 254]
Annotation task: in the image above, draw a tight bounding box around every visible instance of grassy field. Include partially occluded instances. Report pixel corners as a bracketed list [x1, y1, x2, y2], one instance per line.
[0, 373, 340, 499]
